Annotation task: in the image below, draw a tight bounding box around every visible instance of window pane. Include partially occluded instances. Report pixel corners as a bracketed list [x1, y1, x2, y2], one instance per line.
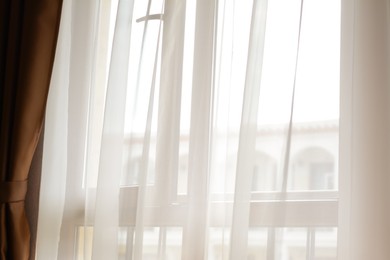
[208, 228, 231, 259]
[255, 0, 340, 192]
[247, 228, 268, 260]
[276, 228, 307, 260]
[143, 227, 160, 259]
[77, 226, 93, 260]
[165, 227, 183, 259]
[314, 228, 338, 259]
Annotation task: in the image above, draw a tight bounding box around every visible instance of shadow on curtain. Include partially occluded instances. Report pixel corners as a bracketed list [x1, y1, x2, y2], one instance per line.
[0, 0, 62, 259]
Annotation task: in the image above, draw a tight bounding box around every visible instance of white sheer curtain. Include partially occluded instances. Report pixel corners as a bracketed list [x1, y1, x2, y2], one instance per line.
[35, 0, 390, 259]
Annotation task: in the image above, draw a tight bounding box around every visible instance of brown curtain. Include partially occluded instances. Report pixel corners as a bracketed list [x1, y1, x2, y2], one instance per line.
[0, 0, 62, 259]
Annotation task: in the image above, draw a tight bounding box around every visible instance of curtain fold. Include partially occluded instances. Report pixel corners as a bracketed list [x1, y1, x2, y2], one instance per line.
[229, 0, 268, 258]
[339, 0, 390, 259]
[0, 0, 62, 259]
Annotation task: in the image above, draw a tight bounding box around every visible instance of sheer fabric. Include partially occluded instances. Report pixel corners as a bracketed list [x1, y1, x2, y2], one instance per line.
[36, 0, 390, 259]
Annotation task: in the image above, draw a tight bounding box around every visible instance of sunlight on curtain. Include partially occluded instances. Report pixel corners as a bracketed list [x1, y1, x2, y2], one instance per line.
[37, 0, 341, 259]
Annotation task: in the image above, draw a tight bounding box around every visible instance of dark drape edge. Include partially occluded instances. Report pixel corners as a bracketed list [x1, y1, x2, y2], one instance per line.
[0, 0, 63, 259]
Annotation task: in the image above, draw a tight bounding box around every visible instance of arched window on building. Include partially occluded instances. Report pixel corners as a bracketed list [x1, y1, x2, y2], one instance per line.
[252, 152, 278, 191]
[289, 147, 335, 191]
[121, 153, 156, 187]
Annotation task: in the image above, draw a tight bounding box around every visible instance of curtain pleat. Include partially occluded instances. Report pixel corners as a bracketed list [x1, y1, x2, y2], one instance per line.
[339, 0, 390, 258]
[0, 0, 62, 259]
[229, 0, 268, 258]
